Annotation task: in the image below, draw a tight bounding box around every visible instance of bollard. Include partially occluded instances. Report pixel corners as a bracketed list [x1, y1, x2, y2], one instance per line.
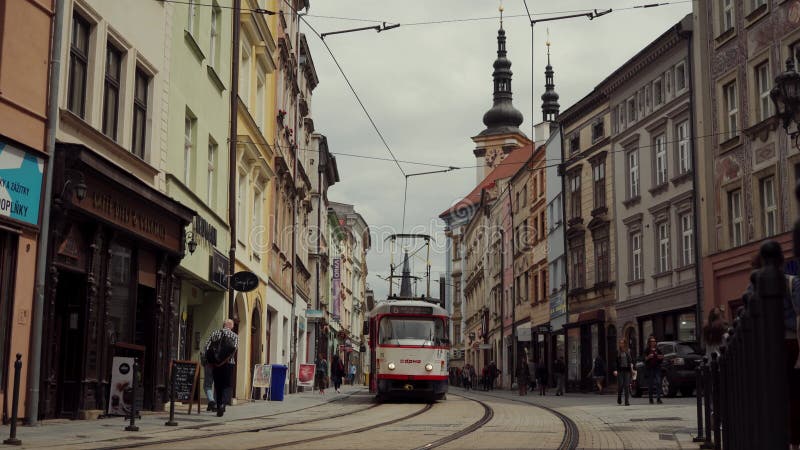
[701, 357, 713, 449]
[125, 360, 139, 432]
[693, 362, 704, 443]
[165, 361, 177, 426]
[3, 354, 22, 446]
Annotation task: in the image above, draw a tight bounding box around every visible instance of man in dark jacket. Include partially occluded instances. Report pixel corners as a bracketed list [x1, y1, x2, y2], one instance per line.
[643, 335, 665, 404]
[553, 357, 566, 396]
[204, 319, 239, 417]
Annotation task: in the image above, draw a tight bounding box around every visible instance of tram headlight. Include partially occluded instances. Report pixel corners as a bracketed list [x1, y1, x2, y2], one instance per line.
[425, 363, 434, 372]
[388, 362, 396, 370]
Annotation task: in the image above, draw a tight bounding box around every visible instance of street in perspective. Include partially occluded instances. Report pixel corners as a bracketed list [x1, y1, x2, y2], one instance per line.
[0, 0, 798, 449]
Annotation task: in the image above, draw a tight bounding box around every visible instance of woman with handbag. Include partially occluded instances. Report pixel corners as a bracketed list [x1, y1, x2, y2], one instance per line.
[331, 355, 345, 393]
[314, 353, 328, 395]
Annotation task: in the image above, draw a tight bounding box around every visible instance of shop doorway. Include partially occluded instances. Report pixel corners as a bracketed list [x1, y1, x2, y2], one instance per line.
[55, 270, 87, 418]
[134, 285, 156, 410]
[250, 306, 261, 374]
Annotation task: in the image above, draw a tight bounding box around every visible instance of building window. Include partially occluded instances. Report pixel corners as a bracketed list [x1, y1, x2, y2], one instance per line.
[675, 62, 686, 91]
[252, 187, 263, 257]
[627, 97, 637, 122]
[131, 69, 149, 159]
[645, 85, 651, 110]
[761, 176, 776, 237]
[638, 89, 645, 116]
[724, 81, 738, 140]
[792, 42, 800, 73]
[187, 0, 198, 35]
[657, 222, 670, 273]
[592, 161, 605, 209]
[627, 150, 639, 198]
[654, 134, 667, 186]
[729, 189, 743, 247]
[631, 232, 642, 280]
[595, 237, 609, 283]
[184, 113, 195, 185]
[240, 37, 251, 107]
[755, 62, 772, 122]
[569, 242, 585, 290]
[68, 14, 90, 118]
[653, 78, 663, 106]
[681, 214, 693, 267]
[592, 121, 604, 141]
[210, 4, 220, 69]
[102, 44, 122, 141]
[256, 72, 265, 129]
[533, 273, 539, 303]
[617, 105, 625, 131]
[207, 138, 217, 207]
[569, 172, 581, 220]
[522, 186, 527, 207]
[237, 171, 247, 243]
[569, 135, 580, 153]
[750, 0, 766, 11]
[722, 0, 734, 32]
[677, 121, 691, 174]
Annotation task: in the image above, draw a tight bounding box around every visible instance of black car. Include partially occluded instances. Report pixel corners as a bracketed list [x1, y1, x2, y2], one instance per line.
[631, 341, 702, 398]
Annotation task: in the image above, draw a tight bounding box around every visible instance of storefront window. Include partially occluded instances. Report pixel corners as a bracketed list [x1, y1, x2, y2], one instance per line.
[108, 243, 133, 343]
[678, 312, 696, 341]
[590, 324, 599, 361]
[641, 319, 653, 350]
[568, 328, 580, 381]
[0, 233, 17, 388]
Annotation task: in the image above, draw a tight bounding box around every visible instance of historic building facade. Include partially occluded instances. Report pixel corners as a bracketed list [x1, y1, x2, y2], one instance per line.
[694, 0, 800, 320]
[610, 15, 698, 357]
[0, 0, 53, 420]
[558, 91, 615, 391]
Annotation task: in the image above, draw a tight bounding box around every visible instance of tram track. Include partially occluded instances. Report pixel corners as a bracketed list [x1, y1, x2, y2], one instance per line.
[89, 392, 377, 450]
[409, 395, 493, 450]
[458, 390, 580, 450]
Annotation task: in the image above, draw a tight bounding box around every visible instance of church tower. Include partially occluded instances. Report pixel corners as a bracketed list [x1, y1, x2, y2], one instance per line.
[471, 5, 530, 183]
[534, 34, 560, 145]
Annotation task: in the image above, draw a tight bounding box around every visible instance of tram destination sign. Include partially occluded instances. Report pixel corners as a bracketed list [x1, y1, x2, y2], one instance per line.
[232, 271, 259, 292]
[389, 305, 433, 315]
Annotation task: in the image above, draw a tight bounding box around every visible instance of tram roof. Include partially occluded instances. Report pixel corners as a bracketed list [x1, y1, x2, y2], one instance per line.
[368, 298, 449, 317]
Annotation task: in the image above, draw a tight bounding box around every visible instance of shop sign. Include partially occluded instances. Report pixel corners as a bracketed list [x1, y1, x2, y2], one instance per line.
[332, 258, 341, 319]
[193, 215, 217, 246]
[516, 325, 532, 342]
[0, 141, 44, 226]
[78, 175, 181, 251]
[107, 357, 134, 416]
[550, 292, 566, 319]
[306, 309, 324, 319]
[209, 249, 229, 289]
[232, 271, 258, 292]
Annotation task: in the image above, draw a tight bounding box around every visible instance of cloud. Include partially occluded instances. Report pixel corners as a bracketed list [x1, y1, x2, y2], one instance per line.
[306, 0, 692, 302]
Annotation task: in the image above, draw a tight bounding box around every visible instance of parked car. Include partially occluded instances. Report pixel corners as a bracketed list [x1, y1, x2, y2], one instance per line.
[631, 341, 702, 398]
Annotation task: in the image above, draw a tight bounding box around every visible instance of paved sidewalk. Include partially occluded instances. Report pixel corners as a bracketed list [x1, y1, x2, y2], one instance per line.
[0, 387, 356, 449]
[459, 387, 701, 449]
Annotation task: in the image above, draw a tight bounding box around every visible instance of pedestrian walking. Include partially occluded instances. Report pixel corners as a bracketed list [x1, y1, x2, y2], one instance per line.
[528, 359, 537, 392]
[462, 364, 472, 390]
[331, 355, 345, 393]
[703, 307, 727, 358]
[204, 319, 238, 417]
[314, 353, 328, 395]
[554, 357, 566, 396]
[591, 355, 606, 394]
[482, 365, 490, 391]
[348, 362, 357, 385]
[613, 338, 634, 406]
[517, 355, 530, 396]
[488, 361, 499, 390]
[199, 352, 215, 412]
[469, 364, 477, 390]
[643, 335, 664, 404]
[536, 359, 548, 396]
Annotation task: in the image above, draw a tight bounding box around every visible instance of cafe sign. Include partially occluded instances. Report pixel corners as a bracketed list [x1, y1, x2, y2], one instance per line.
[0, 141, 44, 226]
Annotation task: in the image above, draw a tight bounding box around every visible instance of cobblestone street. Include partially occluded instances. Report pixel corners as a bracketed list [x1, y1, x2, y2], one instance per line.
[0, 386, 699, 450]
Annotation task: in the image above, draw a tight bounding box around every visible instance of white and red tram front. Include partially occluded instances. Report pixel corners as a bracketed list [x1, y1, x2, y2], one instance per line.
[368, 301, 449, 399]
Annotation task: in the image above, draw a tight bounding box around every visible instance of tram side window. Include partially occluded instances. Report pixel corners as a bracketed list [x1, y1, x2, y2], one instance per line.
[379, 317, 446, 345]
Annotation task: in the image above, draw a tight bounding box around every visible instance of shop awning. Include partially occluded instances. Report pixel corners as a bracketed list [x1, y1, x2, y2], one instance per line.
[564, 309, 605, 328]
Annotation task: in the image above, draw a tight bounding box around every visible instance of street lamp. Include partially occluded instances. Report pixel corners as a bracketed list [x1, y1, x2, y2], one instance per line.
[770, 53, 800, 149]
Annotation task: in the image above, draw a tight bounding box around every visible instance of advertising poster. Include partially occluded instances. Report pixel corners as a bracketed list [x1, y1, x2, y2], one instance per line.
[298, 363, 315, 387]
[252, 364, 272, 388]
[0, 141, 44, 226]
[108, 357, 135, 416]
[332, 258, 341, 321]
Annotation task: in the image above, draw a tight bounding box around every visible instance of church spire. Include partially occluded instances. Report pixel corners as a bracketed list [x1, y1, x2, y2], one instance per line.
[479, 2, 524, 137]
[541, 31, 560, 122]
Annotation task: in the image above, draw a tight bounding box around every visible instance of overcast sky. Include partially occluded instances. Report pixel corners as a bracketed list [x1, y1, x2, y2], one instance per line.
[304, 0, 693, 301]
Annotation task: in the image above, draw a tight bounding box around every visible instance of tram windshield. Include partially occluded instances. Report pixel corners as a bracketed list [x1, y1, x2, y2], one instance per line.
[379, 317, 447, 346]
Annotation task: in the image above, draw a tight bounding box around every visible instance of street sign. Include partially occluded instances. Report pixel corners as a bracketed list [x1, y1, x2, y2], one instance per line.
[232, 271, 258, 292]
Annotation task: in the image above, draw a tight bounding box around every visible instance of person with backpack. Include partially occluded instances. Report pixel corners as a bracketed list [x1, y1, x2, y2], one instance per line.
[204, 319, 239, 417]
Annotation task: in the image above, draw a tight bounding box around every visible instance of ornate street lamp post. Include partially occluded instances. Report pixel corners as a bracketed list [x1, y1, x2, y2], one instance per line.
[770, 53, 800, 150]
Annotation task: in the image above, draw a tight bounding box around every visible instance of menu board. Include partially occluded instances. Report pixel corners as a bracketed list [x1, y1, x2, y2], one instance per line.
[169, 360, 200, 413]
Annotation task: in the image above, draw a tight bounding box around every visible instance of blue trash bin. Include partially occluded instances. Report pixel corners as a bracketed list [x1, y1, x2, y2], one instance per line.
[270, 364, 288, 401]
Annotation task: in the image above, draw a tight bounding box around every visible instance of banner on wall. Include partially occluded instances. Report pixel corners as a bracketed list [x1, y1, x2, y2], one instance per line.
[0, 141, 44, 226]
[332, 258, 341, 321]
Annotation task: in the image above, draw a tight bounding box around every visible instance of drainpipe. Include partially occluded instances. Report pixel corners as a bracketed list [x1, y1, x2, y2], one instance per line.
[26, 0, 65, 425]
[228, 0, 241, 321]
[507, 183, 516, 388]
[558, 125, 570, 390]
[683, 26, 705, 347]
